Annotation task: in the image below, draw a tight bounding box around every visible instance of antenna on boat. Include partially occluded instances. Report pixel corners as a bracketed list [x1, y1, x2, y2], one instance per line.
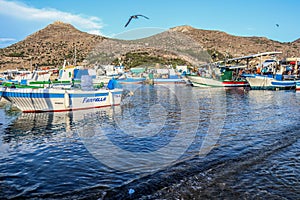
[30, 58, 32, 72]
[62, 60, 66, 70]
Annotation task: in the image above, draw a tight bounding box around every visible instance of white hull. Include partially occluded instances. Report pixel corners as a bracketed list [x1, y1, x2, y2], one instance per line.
[0, 88, 123, 112]
[117, 77, 146, 84]
[188, 76, 223, 87]
[153, 78, 187, 84]
[93, 76, 112, 85]
[187, 75, 248, 87]
[245, 75, 296, 90]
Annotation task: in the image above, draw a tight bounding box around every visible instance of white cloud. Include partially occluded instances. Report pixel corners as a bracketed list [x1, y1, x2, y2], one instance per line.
[0, 38, 16, 48]
[0, 38, 16, 43]
[0, 0, 103, 35]
[88, 30, 103, 35]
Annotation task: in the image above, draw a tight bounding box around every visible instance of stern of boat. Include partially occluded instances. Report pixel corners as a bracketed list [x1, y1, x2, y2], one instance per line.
[109, 88, 123, 106]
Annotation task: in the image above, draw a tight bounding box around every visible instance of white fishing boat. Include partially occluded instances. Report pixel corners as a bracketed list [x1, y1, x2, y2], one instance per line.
[116, 73, 146, 84]
[117, 77, 146, 84]
[153, 77, 188, 84]
[188, 51, 285, 88]
[148, 68, 189, 85]
[187, 65, 249, 88]
[0, 87, 123, 113]
[0, 68, 52, 87]
[244, 74, 299, 90]
[244, 56, 300, 90]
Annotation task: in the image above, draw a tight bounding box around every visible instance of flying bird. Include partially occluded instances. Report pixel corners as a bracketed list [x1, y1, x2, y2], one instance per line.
[276, 24, 279, 27]
[124, 14, 149, 27]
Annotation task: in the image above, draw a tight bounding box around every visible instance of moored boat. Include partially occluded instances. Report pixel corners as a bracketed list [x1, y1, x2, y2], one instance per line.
[0, 87, 123, 113]
[148, 68, 189, 85]
[187, 75, 248, 87]
[187, 65, 249, 88]
[115, 71, 146, 85]
[243, 56, 300, 90]
[244, 74, 299, 90]
[153, 77, 189, 85]
[117, 77, 146, 84]
[188, 51, 288, 89]
[116, 74, 146, 84]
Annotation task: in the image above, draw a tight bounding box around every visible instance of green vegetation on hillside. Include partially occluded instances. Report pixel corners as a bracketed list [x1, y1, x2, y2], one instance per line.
[113, 51, 189, 69]
[8, 51, 25, 57]
[207, 49, 231, 62]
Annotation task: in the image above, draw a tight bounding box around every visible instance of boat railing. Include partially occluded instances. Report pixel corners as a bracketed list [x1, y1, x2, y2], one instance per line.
[283, 74, 299, 80]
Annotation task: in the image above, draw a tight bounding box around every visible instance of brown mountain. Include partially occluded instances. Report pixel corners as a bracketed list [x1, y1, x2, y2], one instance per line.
[0, 21, 105, 70]
[0, 22, 299, 71]
[170, 25, 300, 59]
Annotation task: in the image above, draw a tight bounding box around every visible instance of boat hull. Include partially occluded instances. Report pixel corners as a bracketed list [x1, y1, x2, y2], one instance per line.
[117, 78, 146, 84]
[187, 75, 249, 87]
[296, 82, 300, 91]
[153, 78, 187, 85]
[0, 88, 123, 112]
[245, 75, 297, 90]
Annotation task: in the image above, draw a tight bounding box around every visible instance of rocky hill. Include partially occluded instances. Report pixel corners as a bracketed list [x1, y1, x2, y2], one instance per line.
[170, 25, 300, 59]
[0, 22, 299, 71]
[86, 29, 212, 68]
[0, 21, 105, 70]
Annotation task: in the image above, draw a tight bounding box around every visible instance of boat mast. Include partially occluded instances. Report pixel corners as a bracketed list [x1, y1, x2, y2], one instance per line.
[73, 45, 77, 66]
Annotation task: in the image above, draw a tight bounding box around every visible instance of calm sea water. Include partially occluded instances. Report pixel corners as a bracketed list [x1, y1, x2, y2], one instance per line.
[0, 85, 299, 199]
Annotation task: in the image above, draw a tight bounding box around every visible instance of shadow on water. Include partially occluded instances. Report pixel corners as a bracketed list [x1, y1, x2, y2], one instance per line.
[2, 112, 71, 143]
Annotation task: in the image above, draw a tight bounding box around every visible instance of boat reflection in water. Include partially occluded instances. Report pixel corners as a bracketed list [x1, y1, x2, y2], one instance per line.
[2, 106, 121, 144]
[0, 106, 127, 199]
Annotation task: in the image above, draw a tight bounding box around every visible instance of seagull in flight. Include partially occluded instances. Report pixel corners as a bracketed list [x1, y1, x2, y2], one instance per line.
[124, 14, 149, 27]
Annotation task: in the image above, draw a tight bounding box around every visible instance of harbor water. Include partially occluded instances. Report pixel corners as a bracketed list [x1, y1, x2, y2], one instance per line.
[0, 85, 299, 199]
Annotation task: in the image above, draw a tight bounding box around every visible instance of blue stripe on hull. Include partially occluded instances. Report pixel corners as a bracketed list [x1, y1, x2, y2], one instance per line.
[271, 82, 295, 86]
[111, 91, 123, 95]
[3, 91, 110, 98]
[251, 86, 294, 90]
[3, 92, 64, 98]
[69, 93, 108, 98]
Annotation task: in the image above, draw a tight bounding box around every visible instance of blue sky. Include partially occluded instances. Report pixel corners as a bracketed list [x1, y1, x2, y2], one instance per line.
[0, 0, 299, 48]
